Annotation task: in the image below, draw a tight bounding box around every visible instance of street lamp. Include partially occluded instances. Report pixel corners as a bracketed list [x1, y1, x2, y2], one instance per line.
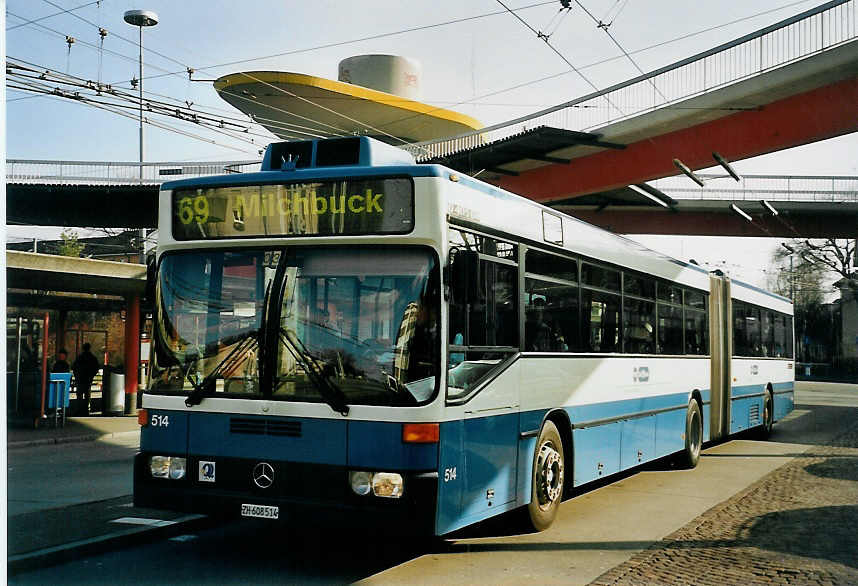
[124, 9, 157, 265]
[123, 9, 158, 181]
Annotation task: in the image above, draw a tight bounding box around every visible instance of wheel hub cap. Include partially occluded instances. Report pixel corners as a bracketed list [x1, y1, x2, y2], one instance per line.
[536, 442, 563, 508]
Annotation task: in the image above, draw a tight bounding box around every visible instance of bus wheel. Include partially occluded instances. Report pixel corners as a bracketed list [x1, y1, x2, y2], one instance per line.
[756, 390, 774, 440]
[526, 421, 564, 531]
[680, 400, 703, 469]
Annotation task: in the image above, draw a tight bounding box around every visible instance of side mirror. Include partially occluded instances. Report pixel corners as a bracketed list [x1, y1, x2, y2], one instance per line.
[144, 252, 157, 309]
[450, 249, 480, 304]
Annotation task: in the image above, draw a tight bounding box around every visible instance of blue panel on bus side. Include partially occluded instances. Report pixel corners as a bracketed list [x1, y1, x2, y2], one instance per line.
[140, 410, 188, 454]
[654, 408, 686, 458]
[772, 381, 795, 421]
[572, 422, 621, 487]
[347, 421, 438, 470]
[567, 392, 690, 426]
[731, 383, 766, 398]
[730, 394, 763, 435]
[187, 413, 347, 465]
[461, 413, 519, 520]
[620, 415, 656, 469]
[436, 420, 464, 535]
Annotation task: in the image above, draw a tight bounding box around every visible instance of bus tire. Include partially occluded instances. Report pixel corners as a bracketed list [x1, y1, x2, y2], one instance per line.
[680, 400, 703, 469]
[756, 390, 774, 440]
[526, 420, 564, 532]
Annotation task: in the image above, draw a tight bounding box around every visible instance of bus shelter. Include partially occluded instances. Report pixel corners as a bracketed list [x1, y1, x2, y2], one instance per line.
[6, 251, 147, 424]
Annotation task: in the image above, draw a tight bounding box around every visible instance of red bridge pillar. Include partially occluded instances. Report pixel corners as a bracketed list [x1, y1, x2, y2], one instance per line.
[124, 294, 141, 413]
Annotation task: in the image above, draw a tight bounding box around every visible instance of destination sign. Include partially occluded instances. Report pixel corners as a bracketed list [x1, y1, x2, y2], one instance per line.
[171, 178, 413, 240]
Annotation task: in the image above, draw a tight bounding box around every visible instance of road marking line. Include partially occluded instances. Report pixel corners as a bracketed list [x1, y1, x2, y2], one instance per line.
[169, 534, 198, 542]
[110, 517, 177, 527]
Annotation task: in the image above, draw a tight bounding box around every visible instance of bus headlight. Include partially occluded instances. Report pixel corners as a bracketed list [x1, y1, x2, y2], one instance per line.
[169, 457, 187, 480]
[371, 472, 404, 498]
[150, 456, 187, 480]
[349, 471, 372, 496]
[150, 455, 170, 478]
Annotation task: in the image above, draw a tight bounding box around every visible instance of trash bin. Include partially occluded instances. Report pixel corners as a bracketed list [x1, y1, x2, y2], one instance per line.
[47, 373, 72, 427]
[47, 373, 72, 409]
[103, 369, 126, 416]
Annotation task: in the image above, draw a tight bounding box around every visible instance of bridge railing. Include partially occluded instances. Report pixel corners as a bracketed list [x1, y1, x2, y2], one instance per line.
[651, 174, 858, 202]
[6, 159, 261, 184]
[405, 0, 856, 162]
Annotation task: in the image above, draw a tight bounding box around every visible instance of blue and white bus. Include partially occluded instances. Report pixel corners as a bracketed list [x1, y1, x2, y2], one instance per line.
[134, 136, 795, 535]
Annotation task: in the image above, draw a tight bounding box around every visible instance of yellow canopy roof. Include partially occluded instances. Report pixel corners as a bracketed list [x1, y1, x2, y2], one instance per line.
[215, 71, 482, 144]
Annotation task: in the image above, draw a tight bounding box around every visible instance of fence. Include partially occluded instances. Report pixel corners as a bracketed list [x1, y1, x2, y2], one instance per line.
[651, 174, 858, 202]
[6, 159, 261, 185]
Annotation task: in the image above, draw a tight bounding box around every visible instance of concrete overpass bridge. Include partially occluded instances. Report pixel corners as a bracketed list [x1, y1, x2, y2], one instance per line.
[557, 174, 858, 237]
[7, 161, 856, 237]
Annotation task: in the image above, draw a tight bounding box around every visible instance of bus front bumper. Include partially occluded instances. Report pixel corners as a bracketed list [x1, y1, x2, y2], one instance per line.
[133, 453, 438, 534]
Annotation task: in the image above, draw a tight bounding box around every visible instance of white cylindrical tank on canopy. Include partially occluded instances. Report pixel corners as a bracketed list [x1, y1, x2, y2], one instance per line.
[338, 55, 422, 100]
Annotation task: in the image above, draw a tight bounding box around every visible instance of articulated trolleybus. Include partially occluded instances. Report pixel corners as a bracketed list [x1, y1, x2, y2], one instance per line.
[135, 136, 795, 535]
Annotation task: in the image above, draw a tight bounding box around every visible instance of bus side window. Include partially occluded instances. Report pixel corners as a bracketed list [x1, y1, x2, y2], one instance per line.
[733, 301, 748, 356]
[773, 313, 786, 357]
[785, 316, 794, 358]
[657, 302, 683, 355]
[581, 289, 620, 353]
[761, 310, 775, 357]
[524, 279, 577, 352]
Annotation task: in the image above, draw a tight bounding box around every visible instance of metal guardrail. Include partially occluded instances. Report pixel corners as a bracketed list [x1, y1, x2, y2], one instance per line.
[6, 159, 261, 185]
[652, 174, 858, 202]
[405, 0, 856, 161]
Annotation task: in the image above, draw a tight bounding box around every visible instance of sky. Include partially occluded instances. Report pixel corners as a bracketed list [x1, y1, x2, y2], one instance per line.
[5, 0, 856, 291]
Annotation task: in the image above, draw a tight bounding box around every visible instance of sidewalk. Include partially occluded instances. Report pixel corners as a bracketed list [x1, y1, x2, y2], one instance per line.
[592, 418, 858, 585]
[7, 415, 141, 449]
[7, 414, 211, 575]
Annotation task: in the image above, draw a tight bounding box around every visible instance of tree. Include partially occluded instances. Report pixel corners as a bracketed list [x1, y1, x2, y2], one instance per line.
[776, 239, 856, 281]
[771, 239, 857, 367]
[58, 229, 85, 257]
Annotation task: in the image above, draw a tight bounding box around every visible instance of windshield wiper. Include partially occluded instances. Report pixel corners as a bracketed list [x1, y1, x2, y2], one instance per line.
[185, 331, 259, 407]
[278, 327, 349, 416]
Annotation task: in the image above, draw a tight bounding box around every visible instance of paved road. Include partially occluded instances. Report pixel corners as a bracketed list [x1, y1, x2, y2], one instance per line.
[9, 384, 858, 585]
[7, 434, 138, 516]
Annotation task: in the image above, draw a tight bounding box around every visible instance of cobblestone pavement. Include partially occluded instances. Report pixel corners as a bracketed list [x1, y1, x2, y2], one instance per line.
[592, 424, 858, 586]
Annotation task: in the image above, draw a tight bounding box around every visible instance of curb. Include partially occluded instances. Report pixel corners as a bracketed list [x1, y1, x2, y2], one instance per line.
[8, 513, 212, 575]
[8, 429, 141, 450]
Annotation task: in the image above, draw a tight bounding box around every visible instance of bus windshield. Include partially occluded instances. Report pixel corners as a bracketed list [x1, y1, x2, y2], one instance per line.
[149, 247, 440, 407]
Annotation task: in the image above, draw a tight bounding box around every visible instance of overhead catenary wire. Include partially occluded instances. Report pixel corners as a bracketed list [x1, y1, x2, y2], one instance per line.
[6, 64, 267, 152]
[7, 11, 406, 145]
[5, 10, 186, 80]
[22, 90, 260, 153]
[7, 0, 822, 151]
[492, 0, 615, 106]
[7, 56, 327, 139]
[6, 77, 281, 146]
[6, 58, 333, 142]
[572, 0, 668, 102]
[129, 1, 558, 84]
[6, 0, 101, 31]
[39, 0, 195, 72]
[375, 0, 817, 130]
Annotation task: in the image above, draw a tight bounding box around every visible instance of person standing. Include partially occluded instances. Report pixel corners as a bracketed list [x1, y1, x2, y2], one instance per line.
[72, 343, 100, 415]
[51, 348, 71, 373]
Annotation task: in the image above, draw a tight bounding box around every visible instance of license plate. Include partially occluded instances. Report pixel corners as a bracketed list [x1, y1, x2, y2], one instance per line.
[241, 504, 279, 519]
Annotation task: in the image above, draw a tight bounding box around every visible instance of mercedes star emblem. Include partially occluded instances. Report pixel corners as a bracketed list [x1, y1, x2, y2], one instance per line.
[252, 462, 274, 489]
